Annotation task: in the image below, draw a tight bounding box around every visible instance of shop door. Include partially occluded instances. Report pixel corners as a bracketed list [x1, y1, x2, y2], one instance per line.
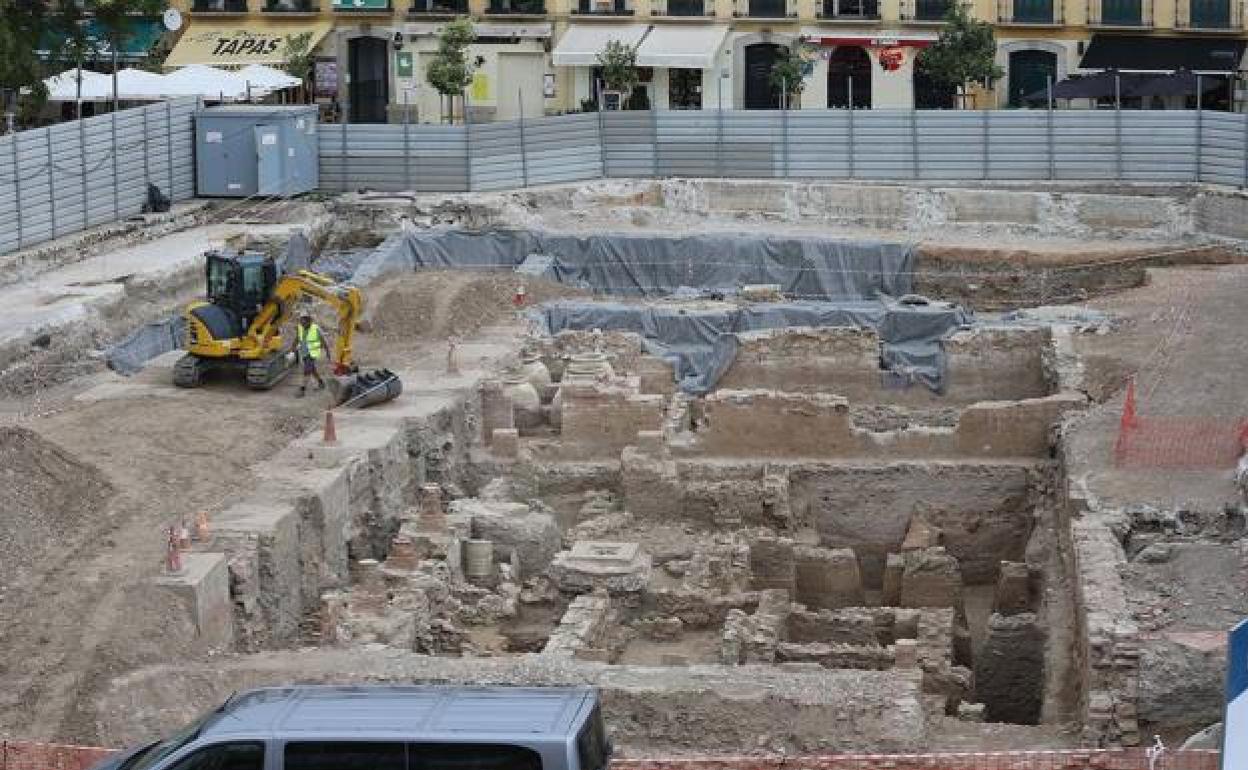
[1008, 49, 1057, 107]
[826, 46, 871, 108]
[349, 36, 389, 124]
[497, 52, 545, 121]
[744, 43, 783, 110]
[669, 69, 703, 109]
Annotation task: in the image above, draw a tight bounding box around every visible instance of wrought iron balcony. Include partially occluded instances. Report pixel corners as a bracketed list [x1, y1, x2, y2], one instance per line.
[1087, 0, 1153, 26]
[486, 0, 546, 13]
[407, 0, 468, 13]
[818, 0, 880, 19]
[901, 0, 952, 20]
[192, 0, 248, 12]
[1176, 0, 1240, 28]
[653, 0, 712, 14]
[573, 0, 635, 14]
[734, 0, 796, 18]
[997, 0, 1062, 23]
[264, 0, 319, 11]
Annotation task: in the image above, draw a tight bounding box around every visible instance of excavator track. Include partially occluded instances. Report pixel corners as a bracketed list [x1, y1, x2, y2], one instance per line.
[245, 354, 292, 390]
[172, 354, 206, 388]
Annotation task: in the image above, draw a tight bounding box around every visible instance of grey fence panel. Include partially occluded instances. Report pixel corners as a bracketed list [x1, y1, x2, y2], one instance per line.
[786, 111, 851, 178]
[1122, 111, 1200, 182]
[984, 111, 1050, 180]
[317, 123, 470, 193]
[850, 111, 917, 180]
[471, 120, 525, 191]
[524, 113, 602, 186]
[602, 112, 657, 178]
[1053, 111, 1116, 180]
[655, 111, 721, 178]
[1200, 111, 1246, 186]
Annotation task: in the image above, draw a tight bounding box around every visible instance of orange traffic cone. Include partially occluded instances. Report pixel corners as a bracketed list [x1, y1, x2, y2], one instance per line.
[323, 409, 338, 445]
[513, 285, 527, 307]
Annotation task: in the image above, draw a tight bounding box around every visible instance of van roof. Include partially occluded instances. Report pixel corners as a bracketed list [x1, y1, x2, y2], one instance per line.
[198, 686, 597, 741]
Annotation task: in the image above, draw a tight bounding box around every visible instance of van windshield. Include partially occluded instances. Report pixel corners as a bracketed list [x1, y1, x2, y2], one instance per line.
[121, 709, 219, 770]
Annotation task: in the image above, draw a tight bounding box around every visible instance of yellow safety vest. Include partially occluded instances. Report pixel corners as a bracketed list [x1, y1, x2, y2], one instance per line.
[297, 323, 325, 360]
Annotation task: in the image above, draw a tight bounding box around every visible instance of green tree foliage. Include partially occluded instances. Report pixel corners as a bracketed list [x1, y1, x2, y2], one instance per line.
[768, 46, 806, 105]
[425, 16, 475, 122]
[915, 1, 1002, 105]
[0, 0, 51, 124]
[596, 39, 638, 104]
[283, 31, 314, 101]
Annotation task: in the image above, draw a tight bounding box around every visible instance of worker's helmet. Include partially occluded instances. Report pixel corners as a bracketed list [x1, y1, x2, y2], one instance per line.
[299, 311, 312, 320]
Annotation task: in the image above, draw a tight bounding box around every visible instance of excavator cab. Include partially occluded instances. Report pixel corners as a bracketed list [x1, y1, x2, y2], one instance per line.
[199, 251, 279, 339]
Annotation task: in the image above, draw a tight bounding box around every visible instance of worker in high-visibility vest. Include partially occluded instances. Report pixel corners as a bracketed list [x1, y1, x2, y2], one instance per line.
[295, 311, 328, 397]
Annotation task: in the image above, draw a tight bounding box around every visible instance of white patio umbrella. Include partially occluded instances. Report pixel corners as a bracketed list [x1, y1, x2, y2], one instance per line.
[43, 68, 111, 101]
[237, 64, 301, 92]
[112, 67, 169, 100]
[160, 64, 257, 100]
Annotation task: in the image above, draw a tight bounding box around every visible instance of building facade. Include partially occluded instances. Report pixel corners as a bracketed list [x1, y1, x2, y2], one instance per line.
[164, 0, 1248, 118]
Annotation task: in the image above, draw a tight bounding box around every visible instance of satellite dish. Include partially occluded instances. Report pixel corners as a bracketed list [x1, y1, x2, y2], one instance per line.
[163, 8, 183, 31]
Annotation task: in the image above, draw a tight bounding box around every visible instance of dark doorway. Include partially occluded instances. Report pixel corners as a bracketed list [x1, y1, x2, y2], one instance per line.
[913, 62, 956, 108]
[669, 69, 702, 109]
[744, 43, 784, 109]
[826, 46, 871, 108]
[348, 36, 389, 124]
[1007, 49, 1057, 107]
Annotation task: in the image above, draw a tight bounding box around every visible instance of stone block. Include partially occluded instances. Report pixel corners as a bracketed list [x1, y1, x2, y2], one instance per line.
[452, 499, 561, 577]
[901, 517, 941, 551]
[993, 560, 1032, 615]
[1074, 194, 1172, 230]
[491, 428, 520, 458]
[153, 552, 234, 649]
[749, 536, 796, 593]
[945, 188, 1039, 225]
[480, 379, 513, 445]
[893, 638, 920, 669]
[899, 547, 964, 613]
[549, 541, 651, 593]
[882, 554, 905, 606]
[794, 546, 864, 609]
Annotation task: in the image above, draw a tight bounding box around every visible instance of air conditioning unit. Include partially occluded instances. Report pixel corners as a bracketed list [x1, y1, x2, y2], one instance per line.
[592, 0, 613, 11]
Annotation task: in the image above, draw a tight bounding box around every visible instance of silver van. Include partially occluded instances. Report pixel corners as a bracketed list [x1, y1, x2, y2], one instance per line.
[95, 686, 613, 770]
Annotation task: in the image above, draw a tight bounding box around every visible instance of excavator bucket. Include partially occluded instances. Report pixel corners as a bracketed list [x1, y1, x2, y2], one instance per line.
[327, 368, 403, 409]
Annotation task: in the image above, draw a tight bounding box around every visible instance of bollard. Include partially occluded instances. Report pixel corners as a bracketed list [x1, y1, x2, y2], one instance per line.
[323, 410, 338, 444]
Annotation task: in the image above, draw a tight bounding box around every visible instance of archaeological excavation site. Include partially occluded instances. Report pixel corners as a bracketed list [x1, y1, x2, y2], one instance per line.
[3, 179, 1247, 760]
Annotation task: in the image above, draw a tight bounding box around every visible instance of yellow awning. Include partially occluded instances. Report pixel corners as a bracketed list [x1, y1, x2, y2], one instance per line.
[165, 19, 330, 69]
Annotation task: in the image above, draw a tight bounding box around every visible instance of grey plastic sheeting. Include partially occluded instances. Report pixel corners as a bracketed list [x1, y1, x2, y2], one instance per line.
[352, 228, 969, 394]
[537, 300, 971, 394]
[107, 316, 187, 375]
[353, 228, 915, 301]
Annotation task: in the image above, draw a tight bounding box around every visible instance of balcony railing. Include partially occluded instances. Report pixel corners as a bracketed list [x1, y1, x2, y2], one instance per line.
[997, 0, 1062, 22]
[486, 0, 546, 12]
[652, 0, 712, 14]
[734, 0, 796, 17]
[1176, 0, 1241, 28]
[1087, 0, 1153, 26]
[818, 0, 881, 19]
[573, 0, 635, 14]
[901, 0, 952, 20]
[264, 0, 318, 11]
[331, 0, 393, 10]
[408, 0, 468, 13]
[191, 0, 248, 12]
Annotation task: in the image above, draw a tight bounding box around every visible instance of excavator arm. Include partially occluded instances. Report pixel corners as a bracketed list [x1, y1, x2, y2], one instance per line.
[247, 270, 364, 374]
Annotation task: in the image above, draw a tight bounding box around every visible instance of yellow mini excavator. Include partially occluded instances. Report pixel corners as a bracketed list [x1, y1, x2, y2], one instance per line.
[173, 249, 363, 390]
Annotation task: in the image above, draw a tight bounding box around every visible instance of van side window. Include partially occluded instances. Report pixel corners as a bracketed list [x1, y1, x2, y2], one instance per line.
[165, 743, 264, 770]
[410, 743, 542, 770]
[285, 742, 405, 770]
[576, 706, 609, 770]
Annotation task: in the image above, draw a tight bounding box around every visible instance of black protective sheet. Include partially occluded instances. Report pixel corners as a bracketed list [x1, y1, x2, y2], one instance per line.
[537, 300, 972, 394]
[354, 228, 916, 301]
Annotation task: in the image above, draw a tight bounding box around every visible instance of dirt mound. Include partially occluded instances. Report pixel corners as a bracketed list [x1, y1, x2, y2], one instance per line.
[366, 271, 588, 340]
[0, 427, 114, 588]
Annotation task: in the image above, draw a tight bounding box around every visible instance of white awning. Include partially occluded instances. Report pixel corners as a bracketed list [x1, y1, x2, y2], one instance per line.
[552, 23, 650, 67]
[635, 24, 728, 70]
